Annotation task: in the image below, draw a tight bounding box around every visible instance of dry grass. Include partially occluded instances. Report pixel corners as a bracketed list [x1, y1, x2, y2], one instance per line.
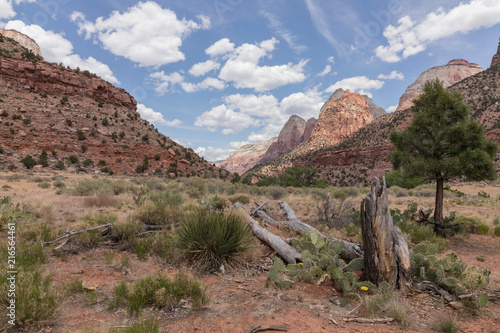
[83, 194, 118, 208]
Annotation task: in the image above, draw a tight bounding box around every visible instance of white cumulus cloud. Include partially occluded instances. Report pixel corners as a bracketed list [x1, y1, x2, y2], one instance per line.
[375, 0, 500, 62]
[137, 103, 182, 127]
[194, 105, 255, 134]
[4, 20, 119, 84]
[218, 38, 308, 92]
[377, 70, 404, 80]
[188, 60, 221, 77]
[205, 38, 235, 57]
[325, 76, 384, 98]
[386, 105, 397, 112]
[0, 0, 35, 21]
[181, 77, 226, 93]
[71, 1, 210, 67]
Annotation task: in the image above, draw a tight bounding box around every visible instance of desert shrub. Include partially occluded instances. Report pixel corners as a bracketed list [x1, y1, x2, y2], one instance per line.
[110, 271, 209, 314]
[316, 192, 354, 228]
[71, 179, 132, 196]
[494, 225, 500, 236]
[108, 317, 160, 333]
[267, 186, 285, 200]
[111, 221, 142, 244]
[228, 194, 251, 205]
[64, 278, 85, 294]
[359, 281, 394, 317]
[384, 298, 413, 327]
[134, 201, 185, 226]
[53, 180, 65, 188]
[477, 222, 490, 235]
[342, 186, 359, 197]
[433, 314, 459, 333]
[37, 182, 51, 189]
[413, 186, 435, 197]
[83, 159, 93, 167]
[20, 155, 36, 169]
[55, 160, 65, 170]
[184, 178, 207, 199]
[175, 208, 253, 270]
[83, 194, 117, 208]
[68, 155, 79, 164]
[453, 215, 484, 234]
[389, 185, 409, 197]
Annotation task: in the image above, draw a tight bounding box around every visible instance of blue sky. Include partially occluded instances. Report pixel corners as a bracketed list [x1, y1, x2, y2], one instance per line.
[1, 0, 500, 161]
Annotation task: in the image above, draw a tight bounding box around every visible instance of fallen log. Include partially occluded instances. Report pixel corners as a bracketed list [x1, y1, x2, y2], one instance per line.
[43, 223, 113, 246]
[413, 281, 454, 303]
[235, 203, 301, 264]
[254, 202, 363, 261]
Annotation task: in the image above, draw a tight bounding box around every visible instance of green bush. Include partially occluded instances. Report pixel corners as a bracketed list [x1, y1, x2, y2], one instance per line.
[20, 155, 37, 169]
[175, 209, 253, 269]
[37, 182, 51, 189]
[494, 225, 500, 236]
[110, 271, 209, 314]
[71, 179, 132, 196]
[477, 222, 490, 235]
[54, 160, 66, 170]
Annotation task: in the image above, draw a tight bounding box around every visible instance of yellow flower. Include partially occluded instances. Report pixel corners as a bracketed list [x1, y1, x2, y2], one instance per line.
[360, 286, 369, 291]
[299, 262, 303, 266]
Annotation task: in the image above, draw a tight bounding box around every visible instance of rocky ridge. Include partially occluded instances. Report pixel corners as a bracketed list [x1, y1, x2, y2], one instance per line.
[0, 29, 42, 57]
[215, 137, 278, 175]
[0, 31, 222, 177]
[396, 59, 484, 111]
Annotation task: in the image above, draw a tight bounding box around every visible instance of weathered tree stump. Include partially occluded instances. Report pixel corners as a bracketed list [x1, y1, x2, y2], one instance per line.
[360, 177, 412, 291]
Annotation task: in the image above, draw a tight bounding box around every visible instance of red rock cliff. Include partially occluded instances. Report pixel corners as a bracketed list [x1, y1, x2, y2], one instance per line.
[491, 38, 500, 68]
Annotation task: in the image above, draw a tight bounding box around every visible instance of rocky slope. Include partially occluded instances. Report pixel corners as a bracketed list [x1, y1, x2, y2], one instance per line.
[396, 59, 484, 111]
[259, 115, 308, 165]
[215, 137, 277, 174]
[0, 31, 221, 177]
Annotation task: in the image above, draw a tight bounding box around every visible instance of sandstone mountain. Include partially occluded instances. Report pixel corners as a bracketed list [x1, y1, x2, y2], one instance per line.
[396, 59, 484, 111]
[215, 137, 277, 175]
[246, 42, 500, 186]
[309, 90, 374, 146]
[322, 89, 386, 119]
[0, 31, 222, 177]
[259, 115, 308, 165]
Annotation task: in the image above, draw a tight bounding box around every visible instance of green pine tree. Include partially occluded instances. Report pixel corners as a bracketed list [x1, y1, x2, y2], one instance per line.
[389, 79, 497, 237]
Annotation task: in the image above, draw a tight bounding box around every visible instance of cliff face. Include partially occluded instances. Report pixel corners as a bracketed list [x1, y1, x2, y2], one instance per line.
[0, 29, 42, 57]
[301, 118, 317, 143]
[321, 89, 385, 119]
[216, 138, 278, 174]
[259, 115, 307, 165]
[309, 90, 374, 145]
[396, 59, 484, 111]
[0, 31, 220, 177]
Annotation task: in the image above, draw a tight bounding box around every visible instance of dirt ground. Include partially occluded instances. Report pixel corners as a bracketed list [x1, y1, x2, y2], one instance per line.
[1, 171, 500, 333]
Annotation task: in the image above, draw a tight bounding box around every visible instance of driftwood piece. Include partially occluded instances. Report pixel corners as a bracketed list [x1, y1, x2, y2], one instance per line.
[235, 204, 301, 264]
[361, 177, 412, 292]
[254, 202, 363, 261]
[43, 223, 113, 246]
[245, 325, 288, 333]
[343, 317, 394, 324]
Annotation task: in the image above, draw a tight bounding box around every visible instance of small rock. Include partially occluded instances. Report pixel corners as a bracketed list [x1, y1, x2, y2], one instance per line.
[449, 301, 464, 310]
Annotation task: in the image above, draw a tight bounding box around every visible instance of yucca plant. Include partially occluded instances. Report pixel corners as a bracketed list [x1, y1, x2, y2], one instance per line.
[175, 208, 253, 270]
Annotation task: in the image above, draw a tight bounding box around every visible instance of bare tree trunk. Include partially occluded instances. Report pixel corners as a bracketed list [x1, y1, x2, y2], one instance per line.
[360, 177, 412, 292]
[234, 204, 302, 264]
[434, 175, 444, 237]
[254, 203, 363, 261]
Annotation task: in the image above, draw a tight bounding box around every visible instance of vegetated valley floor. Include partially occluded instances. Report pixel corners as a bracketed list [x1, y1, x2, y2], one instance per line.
[0, 171, 499, 333]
